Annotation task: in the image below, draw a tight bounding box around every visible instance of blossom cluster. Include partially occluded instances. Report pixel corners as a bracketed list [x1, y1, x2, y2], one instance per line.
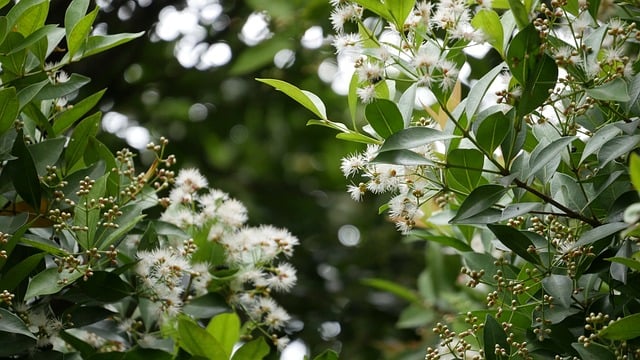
[149, 168, 299, 348]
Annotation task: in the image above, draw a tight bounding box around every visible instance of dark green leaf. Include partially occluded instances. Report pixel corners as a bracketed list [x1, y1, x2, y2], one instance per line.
[446, 148, 484, 193]
[0, 252, 44, 291]
[573, 222, 626, 248]
[0, 307, 37, 339]
[183, 293, 230, 319]
[609, 240, 631, 283]
[177, 317, 227, 359]
[0, 32, 27, 76]
[365, 98, 404, 138]
[17, 79, 48, 109]
[500, 202, 540, 221]
[59, 330, 96, 358]
[64, 111, 100, 171]
[586, 78, 630, 102]
[257, 78, 327, 119]
[451, 184, 507, 223]
[0, 87, 18, 134]
[598, 313, 640, 340]
[231, 337, 270, 360]
[27, 138, 65, 176]
[68, 6, 98, 58]
[206, 312, 240, 359]
[19, 234, 67, 256]
[483, 314, 510, 360]
[373, 149, 434, 166]
[571, 342, 615, 360]
[64, 0, 90, 36]
[77, 32, 145, 59]
[466, 63, 505, 118]
[65, 305, 117, 327]
[607, 257, 640, 272]
[78, 271, 133, 302]
[334, 132, 380, 144]
[527, 136, 575, 180]
[25, 266, 86, 299]
[541, 274, 573, 308]
[475, 112, 510, 154]
[6, 0, 48, 37]
[52, 89, 105, 136]
[311, 349, 340, 360]
[410, 230, 473, 252]
[361, 277, 420, 303]
[35, 73, 90, 100]
[380, 126, 458, 152]
[6, 132, 41, 211]
[488, 224, 542, 264]
[580, 124, 620, 164]
[6, 24, 57, 56]
[624, 73, 640, 115]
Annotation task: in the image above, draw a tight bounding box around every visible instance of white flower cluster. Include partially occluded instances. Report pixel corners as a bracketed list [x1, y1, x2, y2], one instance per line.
[341, 144, 442, 233]
[151, 168, 299, 348]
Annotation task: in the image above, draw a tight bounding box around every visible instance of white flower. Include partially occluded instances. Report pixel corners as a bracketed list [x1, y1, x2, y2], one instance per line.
[332, 32, 363, 56]
[413, 48, 441, 69]
[450, 22, 484, 43]
[264, 305, 291, 330]
[168, 187, 195, 205]
[347, 183, 367, 201]
[273, 336, 291, 352]
[175, 168, 208, 193]
[356, 84, 376, 104]
[340, 153, 367, 177]
[217, 198, 248, 227]
[356, 61, 384, 83]
[266, 262, 297, 292]
[439, 60, 459, 91]
[330, 4, 362, 32]
[190, 262, 212, 296]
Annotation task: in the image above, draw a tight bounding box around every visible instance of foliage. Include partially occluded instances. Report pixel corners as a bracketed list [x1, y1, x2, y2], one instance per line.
[0, 1, 343, 359]
[263, 0, 640, 358]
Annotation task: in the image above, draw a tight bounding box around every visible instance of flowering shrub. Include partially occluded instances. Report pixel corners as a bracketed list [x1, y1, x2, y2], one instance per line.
[0, 1, 340, 359]
[262, 0, 640, 358]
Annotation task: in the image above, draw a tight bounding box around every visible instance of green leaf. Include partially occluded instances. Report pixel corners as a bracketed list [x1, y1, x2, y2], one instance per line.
[64, 0, 90, 35]
[35, 73, 91, 101]
[527, 136, 575, 180]
[79, 32, 145, 59]
[352, 0, 392, 22]
[410, 229, 473, 252]
[571, 342, 616, 360]
[624, 73, 640, 115]
[63, 305, 117, 328]
[16, 79, 48, 109]
[6, 132, 41, 211]
[607, 256, 640, 272]
[183, 293, 230, 319]
[361, 277, 420, 303]
[386, 0, 414, 28]
[488, 224, 542, 264]
[483, 314, 510, 360]
[475, 112, 510, 154]
[78, 271, 134, 302]
[0, 307, 37, 339]
[0, 252, 45, 291]
[398, 83, 417, 127]
[573, 222, 627, 248]
[380, 127, 458, 152]
[64, 111, 101, 171]
[0, 32, 27, 76]
[364, 98, 404, 138]
[311, 349, 340, 360]
[67, 6, 99, 61]
[472, 10, 504, 55]
[231, 337, 270, 360]
[631, 153, 640, 192]
[500, 202, 540, 221]
[0, 87, 18, 134]
[396, 303, 434, 328]
[27, 137, 65, 176]
[98, 213, 145, 250]
[373, 149, 433, 166]
[73, 173, 107, 249]
[335, 132, 380, 144]
[508, 0, 529, 29]
[598, 135, 640, 168]
[229, 37, 290, 75]
[580, 124, 621, 164]
[541, 274, 573, 308]
[447, 148, 485, 193]
[59, 330, 96, 358]
[257, 78, 327, 119]
[6, 24, 57, 56]
[451, 184, 507, 224]
[598, 313, 640, 340]
[466, 63, 505, 119]
[586, 78, 630, 102]
[19, 234, 68, 256]
[25, 266, 86, 299]
[177, 317, 227, 359]
[7, 0, 48, 37]
[206, 312, 240, 359]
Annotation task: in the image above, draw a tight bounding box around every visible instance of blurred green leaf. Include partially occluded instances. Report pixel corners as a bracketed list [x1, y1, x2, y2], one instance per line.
[312, 350, 340, 360]
[361, 277, 420, 303]
[396, 304, 434, 328]
[231, 337, 270, 360]
[365, 98, 404, 139]
[410, 230, 473, 252]
[177, 317, 227, 359]
[507, 0, 529, 29]
[183, 293, 230, 319]
[598, 313, 640, 340]
[206, 312, 240, 359]
[230, 37, 291, 75]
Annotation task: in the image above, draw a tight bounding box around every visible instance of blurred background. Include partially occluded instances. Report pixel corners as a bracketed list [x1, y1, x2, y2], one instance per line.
[48, 0, 431, 359]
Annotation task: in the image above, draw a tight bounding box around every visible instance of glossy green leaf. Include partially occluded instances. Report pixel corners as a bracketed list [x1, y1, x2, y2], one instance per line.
[572, 342, 615, 360]
[35, 73, 90, 100]
[488, 224, 542, 264]
[177, 317, 227, 359]
[0, 87, 18, 134]
[27, 137, 65, 176]
[598, 135, 640, 168]
[472, 10, 504, 55]
[0, 307, 37, 339]
[352, 0, 391, 22]
[6, 132, 41, 211]
[0, 32, 27, 76]
[6, 24, 55, 57]
[573, 222, 627, 248]
[16, 79, 48, 109]
[380, 127, 458, 152]
[606, 257, 640, 272]
[483, 314, 510, 360]
[0, 252, 45, 291]
[508, 0, 529, 29]
[19, 234, 68, 256]
[586, 78, 630, 102]
[231, 337, 270, 360]
[64, 0, 90, 31]
[398, 83, 417, 127]
[631, 153, 640, 192]
[500, 202, 540, 221]
[475, 112, 510, 154]
[386, 0, 414, 28]
[542, 274, 573, 308]
[78, 271, 134, 302]
[373, 149, 433, 166]
[361, 277, 420, 303]
[466, 63, 504, 119]
[64, 111, 101, 171]
[527, 136, 575, 179]
[79, 32, 145, 59]
[580, 124, 621, 164]
[335, 132, 380, 144]
[598, 313, 640, 340]
[206, 312, 240, 359]
[365, 98, 404, 138]
[7, 0, 48, 37]
[451, 184, 507, 223]
[624, 73, 640, 115]
[67, 6, 99, 60]
[183, 293, 230, 319]
[25, 266, 86, 299]
[257, 78, 327, 119]
[410, 230, 473, 252]
[73, 173, 107, 249]
[447, 148, 484, 193]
